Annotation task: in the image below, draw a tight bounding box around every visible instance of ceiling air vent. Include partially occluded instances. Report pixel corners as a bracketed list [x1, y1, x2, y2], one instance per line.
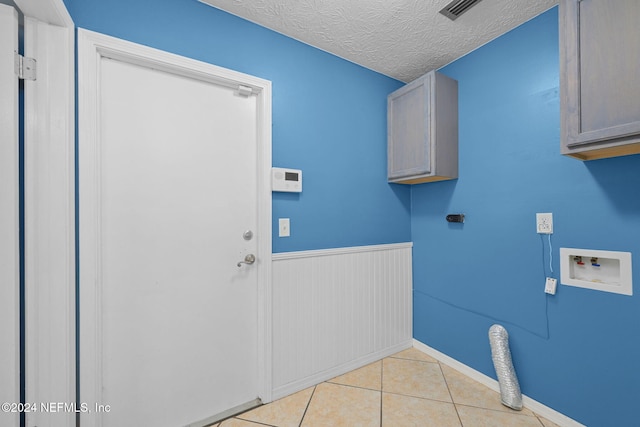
[439, 0, 484, 21]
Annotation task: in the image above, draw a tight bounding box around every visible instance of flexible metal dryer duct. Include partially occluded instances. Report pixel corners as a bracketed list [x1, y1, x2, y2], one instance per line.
[488, 324, 523, 410]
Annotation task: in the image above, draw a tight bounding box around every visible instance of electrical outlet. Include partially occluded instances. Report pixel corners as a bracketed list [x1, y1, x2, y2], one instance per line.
[536, 212, 553, 234]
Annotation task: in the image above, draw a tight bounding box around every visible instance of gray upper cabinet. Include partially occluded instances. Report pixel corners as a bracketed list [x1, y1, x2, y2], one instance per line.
[388, 70, 458, 184]
[560, 0, 640, 160]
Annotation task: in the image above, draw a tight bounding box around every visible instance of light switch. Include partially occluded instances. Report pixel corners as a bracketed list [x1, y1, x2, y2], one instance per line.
[279, 218, 290, 237]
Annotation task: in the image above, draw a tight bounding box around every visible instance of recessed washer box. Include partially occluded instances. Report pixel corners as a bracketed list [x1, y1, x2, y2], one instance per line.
[560, 248, 632, 296]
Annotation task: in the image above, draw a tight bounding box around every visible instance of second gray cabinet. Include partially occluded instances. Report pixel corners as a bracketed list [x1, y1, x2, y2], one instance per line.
[388, 70, 458, 184]
[560, 0, 640, 160]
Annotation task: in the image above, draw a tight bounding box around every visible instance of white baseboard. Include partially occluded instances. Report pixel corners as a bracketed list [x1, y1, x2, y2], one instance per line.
[413, 339, 586, 427]
[271, 340, 412, 401]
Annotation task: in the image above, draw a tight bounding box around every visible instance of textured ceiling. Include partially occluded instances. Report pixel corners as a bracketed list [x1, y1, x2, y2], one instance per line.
[200, 0, 558, 83]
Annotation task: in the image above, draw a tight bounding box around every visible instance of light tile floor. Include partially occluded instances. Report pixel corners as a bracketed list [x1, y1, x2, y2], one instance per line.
[212, 348, 561, 427]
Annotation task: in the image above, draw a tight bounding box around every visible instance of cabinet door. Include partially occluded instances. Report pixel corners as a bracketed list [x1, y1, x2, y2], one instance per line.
[561, 0, 640, 159]
[388, 75, 431, 179]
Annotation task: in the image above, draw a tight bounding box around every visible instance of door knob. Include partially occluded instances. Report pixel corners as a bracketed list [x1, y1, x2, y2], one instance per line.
[237, 254, 256, 267]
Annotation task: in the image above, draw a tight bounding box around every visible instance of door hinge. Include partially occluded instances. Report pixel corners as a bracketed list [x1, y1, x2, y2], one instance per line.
[14, 52, 37, 81]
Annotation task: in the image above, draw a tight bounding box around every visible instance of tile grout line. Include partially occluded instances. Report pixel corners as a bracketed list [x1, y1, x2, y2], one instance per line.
[438, 361, 465, 427]
[381, 389, 457, 405]
[454, 401, 542, 417]
[221, 413, 277, 427]
[325, 381, 382, 393]
[388, 355, 440, 365]
[533, 415, 547, 427]
[297, 384, 317, 427]
[388, 354, 441, 368]
[232, 419, 277, 427]
[380, 358, 384, 427]
[231, 412, 278, 427]
[454, 402, 544, 418]
[331, 373, 460, 406]
[233, 414, 279, 427]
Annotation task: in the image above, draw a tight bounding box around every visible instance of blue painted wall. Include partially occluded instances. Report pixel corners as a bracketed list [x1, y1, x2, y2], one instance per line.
[63, 1, 640, 424]
[413, 7, 640, 426]
[63, 0, 411, 253]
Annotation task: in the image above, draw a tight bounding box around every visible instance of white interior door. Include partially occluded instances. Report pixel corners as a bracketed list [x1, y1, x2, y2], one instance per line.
[79, 30, 272, 427]
[0, 5, 20, 427]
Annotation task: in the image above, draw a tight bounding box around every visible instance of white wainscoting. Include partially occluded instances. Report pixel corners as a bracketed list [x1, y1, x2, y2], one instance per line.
[271, 243, 413, 399]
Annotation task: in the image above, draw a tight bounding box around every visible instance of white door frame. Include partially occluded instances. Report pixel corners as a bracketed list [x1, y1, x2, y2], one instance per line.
[9, 1, 76, 426]
[77, 29, 273, 424]
[20, 7, 76, 427]
[0, 5, 20, 427]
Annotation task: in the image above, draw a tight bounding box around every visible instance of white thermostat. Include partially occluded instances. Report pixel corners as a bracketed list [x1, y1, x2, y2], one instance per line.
[272, 167, 302, 192]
